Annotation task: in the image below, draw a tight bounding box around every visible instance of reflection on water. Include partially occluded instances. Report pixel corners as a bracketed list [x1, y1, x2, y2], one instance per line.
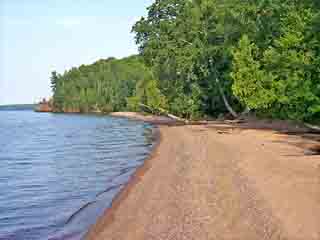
[0, 111, 154, 240]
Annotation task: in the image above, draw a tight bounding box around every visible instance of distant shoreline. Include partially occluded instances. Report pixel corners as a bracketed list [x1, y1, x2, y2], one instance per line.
[0, 104, 36, 111]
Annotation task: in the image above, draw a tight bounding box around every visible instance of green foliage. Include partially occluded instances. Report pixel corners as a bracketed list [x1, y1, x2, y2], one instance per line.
[51, 56, 151, 113]
[51, 0, 320, 122]
[231, 3, 320, 121]
[127, 78, 168, 114]
[133, 0, 320, 121]
[170, 83, 202, 119]
[231, 35, 276, 109]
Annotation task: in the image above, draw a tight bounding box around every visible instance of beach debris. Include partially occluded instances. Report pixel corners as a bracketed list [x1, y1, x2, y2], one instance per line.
[217, 130, 232, 134]
[305, 145, 320, 156]
[139, 103, 189, 124]
[305, 123, 320, 133]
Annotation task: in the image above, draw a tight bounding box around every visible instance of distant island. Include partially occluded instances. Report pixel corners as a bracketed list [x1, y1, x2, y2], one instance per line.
[0, 104, 36, 111]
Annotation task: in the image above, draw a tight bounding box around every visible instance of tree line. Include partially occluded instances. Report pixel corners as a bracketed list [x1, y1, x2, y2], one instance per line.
[51, 0, 320, 122]
[50, 56, 152, 113]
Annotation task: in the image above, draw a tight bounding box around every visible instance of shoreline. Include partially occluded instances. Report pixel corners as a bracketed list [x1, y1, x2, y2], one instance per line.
[84, 112, 171, 238]
[109, 112, 182, 126]
[85, 129, 162, 239]
[85, 112, 320, 240]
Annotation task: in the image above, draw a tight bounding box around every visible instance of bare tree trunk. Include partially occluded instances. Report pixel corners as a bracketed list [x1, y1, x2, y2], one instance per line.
[305, 123, 320, 133]
[139, 103, 188, 123]
[216, 78, 238, 118]
[241, 106, 251, 115]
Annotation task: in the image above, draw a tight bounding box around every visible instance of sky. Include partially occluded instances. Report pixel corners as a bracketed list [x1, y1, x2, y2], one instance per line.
[0, 0, 153, 105]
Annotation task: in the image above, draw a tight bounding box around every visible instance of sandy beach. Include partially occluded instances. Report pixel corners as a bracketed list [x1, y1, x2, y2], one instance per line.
[86, 114, 320, 240]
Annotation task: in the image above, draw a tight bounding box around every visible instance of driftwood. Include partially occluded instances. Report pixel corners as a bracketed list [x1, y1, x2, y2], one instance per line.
[139, 103, 250, 125]
[225, 119, 246, 124]
[139, 103, 189, 124]
[305, 123, 320, 133]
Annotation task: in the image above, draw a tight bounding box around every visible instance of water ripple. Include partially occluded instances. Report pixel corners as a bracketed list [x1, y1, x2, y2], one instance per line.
[0, 111, 154, 240]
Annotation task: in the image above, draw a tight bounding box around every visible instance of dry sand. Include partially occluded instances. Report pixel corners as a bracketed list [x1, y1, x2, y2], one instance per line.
[86, 114, 320, 240]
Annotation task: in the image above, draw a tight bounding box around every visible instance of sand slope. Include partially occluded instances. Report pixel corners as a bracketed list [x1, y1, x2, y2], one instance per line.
[86, 124, 319, 240]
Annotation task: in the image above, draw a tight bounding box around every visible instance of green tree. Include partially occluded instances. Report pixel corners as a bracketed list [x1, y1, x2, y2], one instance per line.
[51, 56, 152, 113]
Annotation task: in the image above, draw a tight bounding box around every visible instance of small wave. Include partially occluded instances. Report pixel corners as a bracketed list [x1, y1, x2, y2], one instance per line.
[65, 201, 97, 225]
[0, 112, 154, 240]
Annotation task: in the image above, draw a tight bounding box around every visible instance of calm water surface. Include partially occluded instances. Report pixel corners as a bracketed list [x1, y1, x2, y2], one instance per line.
[0, 110, 154, 240]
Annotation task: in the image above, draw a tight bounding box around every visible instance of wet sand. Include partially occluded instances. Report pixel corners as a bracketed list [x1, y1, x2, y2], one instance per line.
[86, 114, 320, 240]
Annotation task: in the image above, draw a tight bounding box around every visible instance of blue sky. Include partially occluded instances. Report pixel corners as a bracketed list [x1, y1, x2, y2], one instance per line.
[0, 0, 153, 105]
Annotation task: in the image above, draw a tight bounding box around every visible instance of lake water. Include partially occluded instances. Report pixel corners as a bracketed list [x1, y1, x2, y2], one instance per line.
[0, 110, 154, 240]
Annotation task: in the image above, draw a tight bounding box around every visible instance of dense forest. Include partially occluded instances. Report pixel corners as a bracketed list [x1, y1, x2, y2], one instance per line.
[51, 0, 320, 122]
[51, 56, 152, 113]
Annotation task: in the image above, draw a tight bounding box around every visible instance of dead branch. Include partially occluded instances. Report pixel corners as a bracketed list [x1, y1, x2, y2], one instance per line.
[139, 103, 188, 124]
[305, 123, 320, 133]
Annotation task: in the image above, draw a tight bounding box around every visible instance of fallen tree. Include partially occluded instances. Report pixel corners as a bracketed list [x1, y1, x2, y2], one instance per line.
[304, 123, 320, 133]
[139, 103, 189, 124]
[138, 103, 250, 125]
